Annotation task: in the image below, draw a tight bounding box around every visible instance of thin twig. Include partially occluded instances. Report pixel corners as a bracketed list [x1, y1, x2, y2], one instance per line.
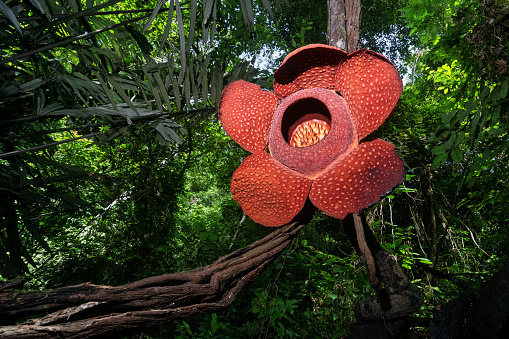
[0, 13, 152, 66]
[0, 8, 172, 23]
[0, 132, 101, 159]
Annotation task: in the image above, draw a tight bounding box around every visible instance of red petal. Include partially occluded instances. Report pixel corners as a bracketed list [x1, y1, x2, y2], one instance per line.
[274, 44, 347, 99]
[309, 139, 405, 219]
[231, 152, 312, 227]
[336, 50, 403, 140]
[219, 80, 279, 153]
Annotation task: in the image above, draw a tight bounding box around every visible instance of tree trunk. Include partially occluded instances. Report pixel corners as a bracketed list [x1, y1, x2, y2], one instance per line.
[327, 0, 360, 53]
[327, 0, 347, 50]
[0, 223, 305, 338]
[345, 0, 360, 53]
[327, 3, 423, 337]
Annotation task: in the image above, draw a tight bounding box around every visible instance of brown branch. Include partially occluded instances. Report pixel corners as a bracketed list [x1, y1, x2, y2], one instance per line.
[415, 261, 468, 289]
[0, 0, 124, 48]
[0, 107, 218, 127]
[20, 0, 125, 35]
[0, 278, 22, 292]
[0, 222, 305, 338]
[0, 8, 171, 23]
[0, 132, 101, 159]
[353, 213, 379, 287]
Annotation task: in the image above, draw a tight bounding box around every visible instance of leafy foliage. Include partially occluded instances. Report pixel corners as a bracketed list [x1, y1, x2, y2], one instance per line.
[0, 0, 269, 279]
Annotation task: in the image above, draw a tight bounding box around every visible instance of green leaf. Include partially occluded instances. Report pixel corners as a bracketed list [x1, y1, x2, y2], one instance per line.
[200, 57, 209, 105]
[150, 58, 173, 112]
[189, 62, 199, 107]
[0, 83, 19, 98]
[158, 0, 174, 52]
[199, 231, 208, 241]
[184, 65, 191, 108]
[92, 70, 119, 112]
[453, 109, 470, 126]
[0, 1, 22, 34]
[185, 0, 197, 53]
[471, 111, 481, 135]
[58, 74, 91, 105]
[239, 0, 254, 31]
[107, 75, 140, 116]
[493, 80, 508, 102]
[149, 118, 183, 145]
[480, 86, 490, 101]
[450, 147, 463, 163]
[40, 103, 64, 115]
[209, 0, 217, 41]
[210, 62, 223, 104]
[142, 0, 165, 33]
[34, 0, 52, 20]
[443, 131, 456, 150]
[146, 70, 164, 114]
[20, 78, 44, 92]
[29, 0, 48, 15]
[171, 73, 182, 111]
[432, 153, 448, 167]
[441, 110, 455, 125]
[157, 244, 171, 252]
[417, 258, 433, 265]
[175, 0, 186, 77]
[431, 144, 445, 155]
[465, 100, 477, 111]
[454, 132, 466, 146]
[24, 218, 51, 251]
[68, 0, 80, 12]
[125, 25, 153, 55]
[491, 105, 501, 129]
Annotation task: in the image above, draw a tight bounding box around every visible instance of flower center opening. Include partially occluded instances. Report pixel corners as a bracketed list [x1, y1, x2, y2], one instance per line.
[289, 119, 331, 147]
[281, 97, 332, 148]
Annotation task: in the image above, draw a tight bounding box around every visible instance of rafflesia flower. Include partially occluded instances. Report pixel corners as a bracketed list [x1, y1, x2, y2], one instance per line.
[218, 44, 405, 227]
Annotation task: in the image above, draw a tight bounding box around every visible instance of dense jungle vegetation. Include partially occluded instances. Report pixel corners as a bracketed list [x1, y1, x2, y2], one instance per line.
[1, 0, 508, 337]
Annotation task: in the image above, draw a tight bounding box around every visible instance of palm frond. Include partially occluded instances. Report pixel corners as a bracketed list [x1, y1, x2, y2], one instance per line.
[0, 0, 22, 34]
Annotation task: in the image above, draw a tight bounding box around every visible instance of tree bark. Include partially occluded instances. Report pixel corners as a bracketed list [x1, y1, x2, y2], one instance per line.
[345, 0, 360, 53]
[327, 0, 360, 53]
[328, 0, 347, 51]
[0, 222, 305, 338]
